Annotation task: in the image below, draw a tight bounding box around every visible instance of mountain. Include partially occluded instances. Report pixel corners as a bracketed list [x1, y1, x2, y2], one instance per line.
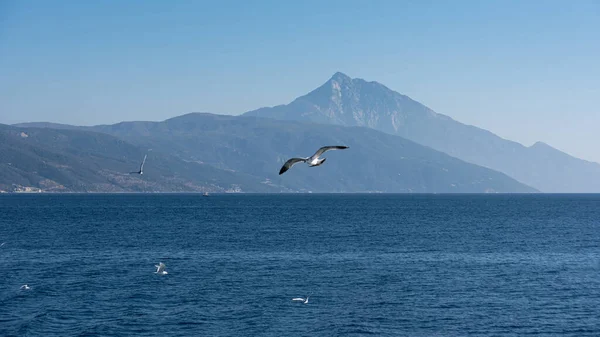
[244, 72, 600, 192]
[0, 123, 282, 193]
[12, 114, 537, 193]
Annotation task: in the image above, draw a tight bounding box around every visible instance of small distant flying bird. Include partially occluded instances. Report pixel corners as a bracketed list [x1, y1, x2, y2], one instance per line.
[279, 146, 349, 175]
[292, 295, 309, 304]
[155, 262, 168, 275]
[130, 154, 147, 175]
[20, 284, 30, 290]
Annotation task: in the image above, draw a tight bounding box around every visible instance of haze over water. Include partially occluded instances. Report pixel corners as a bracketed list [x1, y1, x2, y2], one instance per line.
[1, 194, 599, 336]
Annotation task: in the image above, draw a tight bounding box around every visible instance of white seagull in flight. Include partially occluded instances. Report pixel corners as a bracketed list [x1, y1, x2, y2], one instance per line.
[20, 284, 30, 290]
[292, 295, 310, 304]
[279, 145, 349, 175]
[130, 154, 147, 175]
[155, 262, 168, 275]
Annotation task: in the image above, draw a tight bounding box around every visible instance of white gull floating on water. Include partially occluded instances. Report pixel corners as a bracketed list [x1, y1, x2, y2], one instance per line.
[155, 262, 168, 275]
[292, 296, 309, 304]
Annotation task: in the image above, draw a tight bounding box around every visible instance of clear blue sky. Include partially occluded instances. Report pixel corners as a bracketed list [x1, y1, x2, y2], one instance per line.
[1, 0, 599, 162]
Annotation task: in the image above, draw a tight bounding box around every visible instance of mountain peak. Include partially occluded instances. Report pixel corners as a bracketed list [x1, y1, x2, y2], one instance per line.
[530, 141, 568, 156]
[330, 71, 352, 82]
[531, 141, 553, 149]
[244, 71, 435, 133]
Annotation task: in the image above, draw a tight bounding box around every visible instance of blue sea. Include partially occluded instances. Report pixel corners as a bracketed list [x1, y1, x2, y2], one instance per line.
[1, 194, 600, 336]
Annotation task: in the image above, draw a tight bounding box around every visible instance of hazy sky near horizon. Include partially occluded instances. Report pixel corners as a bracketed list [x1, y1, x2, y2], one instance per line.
[1, 0, 599, 162]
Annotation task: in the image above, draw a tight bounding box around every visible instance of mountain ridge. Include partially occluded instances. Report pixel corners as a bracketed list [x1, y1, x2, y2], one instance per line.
[0, 123, 284, 193]
[5, 114, 537, 193]
[244, 72, 600, 192]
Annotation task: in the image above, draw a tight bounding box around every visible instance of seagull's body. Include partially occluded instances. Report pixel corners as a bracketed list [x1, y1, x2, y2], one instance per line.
[130, 154, 147, 175]
[292, 296, 309, 304]
[155, 262, 168, 275]
[279, 146, 349, 175]
[20, 284, 30, 290]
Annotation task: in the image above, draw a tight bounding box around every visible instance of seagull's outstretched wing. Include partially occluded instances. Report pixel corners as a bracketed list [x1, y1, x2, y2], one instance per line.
[312, 145, 349, 158]
[279, 158, 307, 175]
[292, 298, 305, 301]
[140, 154, 147, 172]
